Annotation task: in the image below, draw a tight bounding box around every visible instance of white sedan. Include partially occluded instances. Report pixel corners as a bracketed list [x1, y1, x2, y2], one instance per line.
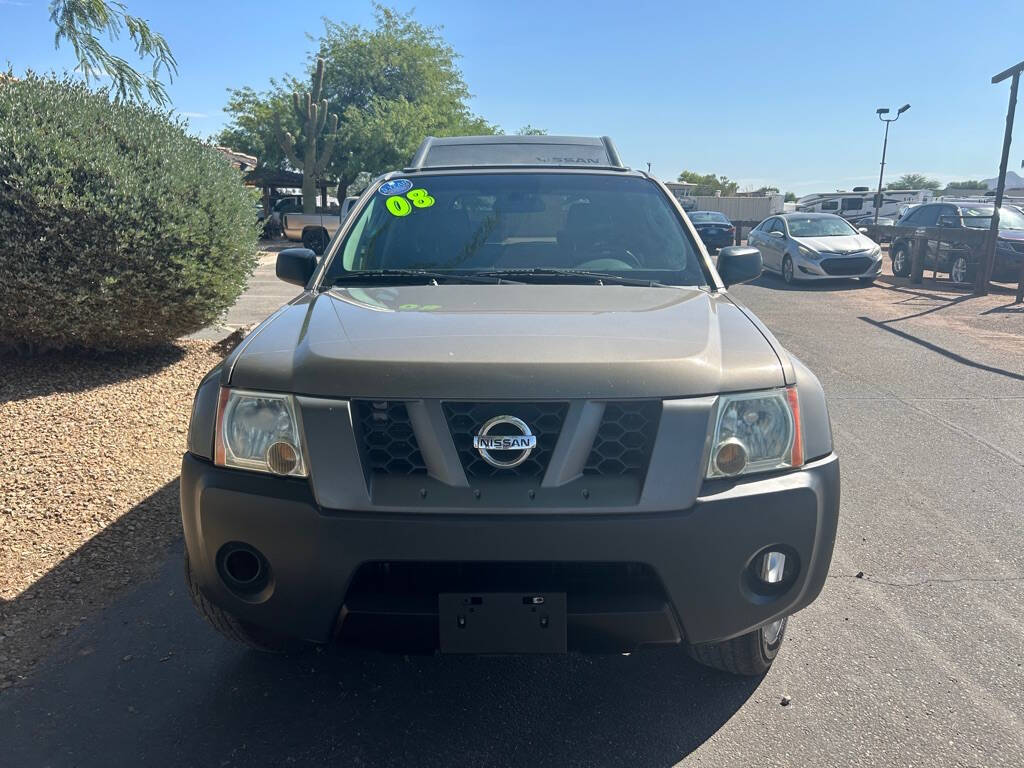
[748, 213, 883, 285]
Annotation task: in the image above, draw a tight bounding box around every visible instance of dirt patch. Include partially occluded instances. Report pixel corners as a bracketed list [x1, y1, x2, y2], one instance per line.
[0, 341, 225, 689]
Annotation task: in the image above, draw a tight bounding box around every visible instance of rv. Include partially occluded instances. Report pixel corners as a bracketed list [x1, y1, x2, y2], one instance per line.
[796, 188, 934, 224]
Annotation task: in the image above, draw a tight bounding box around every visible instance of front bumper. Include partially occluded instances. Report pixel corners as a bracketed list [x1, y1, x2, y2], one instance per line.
[181, 452, 840, 650]
[795, 253, 882, 279]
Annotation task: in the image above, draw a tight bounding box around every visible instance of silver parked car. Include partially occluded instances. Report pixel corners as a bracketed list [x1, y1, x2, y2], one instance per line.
[748, 213, 882, 285]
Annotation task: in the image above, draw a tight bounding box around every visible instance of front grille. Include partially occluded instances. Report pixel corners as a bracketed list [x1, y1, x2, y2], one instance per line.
[821, 256, 872, 275]
[354, 400, 427, 475]
[584, 401, 661, 476]
[443, 402, 567, 479]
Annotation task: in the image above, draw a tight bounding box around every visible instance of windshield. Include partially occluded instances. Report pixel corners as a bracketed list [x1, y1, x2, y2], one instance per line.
[689, 211, 729, 223]
[324, 173, 708, 286]
[786, 216, 858, 237]
[960, 206, 1024, 230]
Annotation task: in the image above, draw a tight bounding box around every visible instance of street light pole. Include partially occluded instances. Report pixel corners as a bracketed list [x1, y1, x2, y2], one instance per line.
[874, 104, 910, 228]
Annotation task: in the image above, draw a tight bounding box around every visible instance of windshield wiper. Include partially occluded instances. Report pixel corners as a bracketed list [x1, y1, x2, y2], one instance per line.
[331, 269, 520, 286]
[475, 268, 669, 287]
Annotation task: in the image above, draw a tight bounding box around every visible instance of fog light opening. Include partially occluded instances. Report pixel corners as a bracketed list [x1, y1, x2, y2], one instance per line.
[224, 547, 262, 585]
[759, 551, 787, 584]
[713, 438, 748, 476]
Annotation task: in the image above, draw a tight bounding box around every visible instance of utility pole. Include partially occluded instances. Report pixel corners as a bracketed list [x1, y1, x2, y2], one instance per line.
[874, 104, 911, 227]
[979, 59, 1024, 300]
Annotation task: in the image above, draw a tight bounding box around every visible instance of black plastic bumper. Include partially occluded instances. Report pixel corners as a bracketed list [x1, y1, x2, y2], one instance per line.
[180, 452, 840, 649]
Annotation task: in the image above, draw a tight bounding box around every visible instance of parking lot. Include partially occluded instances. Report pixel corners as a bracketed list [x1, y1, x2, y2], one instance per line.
[1, 260, 1021, 767]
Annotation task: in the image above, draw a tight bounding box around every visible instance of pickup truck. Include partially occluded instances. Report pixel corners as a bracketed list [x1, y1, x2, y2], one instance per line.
[282, 196, 360, 253]
[182, 135, 839, 676]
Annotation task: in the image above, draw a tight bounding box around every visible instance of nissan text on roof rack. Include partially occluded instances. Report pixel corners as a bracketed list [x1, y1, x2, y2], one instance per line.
[182, 135, 840, 676]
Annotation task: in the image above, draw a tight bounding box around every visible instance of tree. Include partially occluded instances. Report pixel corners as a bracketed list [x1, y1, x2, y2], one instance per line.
[281, 59, 339, 213]
[516, 125, 547, 135]
[677, 170, 739, 196]
[945, 180, 987, 190]
[888, 173, 941, 190]
[784, 192, 797, 203]
[48, 0, 177, 105]
[218, 5, 496, 198]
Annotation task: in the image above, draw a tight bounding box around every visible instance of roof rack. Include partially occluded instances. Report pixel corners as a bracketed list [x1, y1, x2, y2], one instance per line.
[406, 135, 627, 172]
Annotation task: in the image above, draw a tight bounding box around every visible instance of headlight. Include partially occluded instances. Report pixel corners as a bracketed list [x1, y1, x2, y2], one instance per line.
[214, 388, 307, 477]
[869, 245, 881, 258]
[797, 244, 820, 260]
[706, 387, 803, 479]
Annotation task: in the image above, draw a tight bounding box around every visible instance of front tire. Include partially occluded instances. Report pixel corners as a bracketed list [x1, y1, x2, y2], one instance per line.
[184, 550, 301, 653]
[891, 244, 911, 277]
[782, 255, 797, 285]
[688, 617, 788, 676]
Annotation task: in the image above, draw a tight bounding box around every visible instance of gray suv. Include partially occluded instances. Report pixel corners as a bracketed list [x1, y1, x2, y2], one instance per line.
[182, 135, 839, 676]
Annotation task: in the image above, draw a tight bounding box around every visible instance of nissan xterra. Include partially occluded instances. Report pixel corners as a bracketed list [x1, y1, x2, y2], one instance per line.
[182, 135, 840, 676]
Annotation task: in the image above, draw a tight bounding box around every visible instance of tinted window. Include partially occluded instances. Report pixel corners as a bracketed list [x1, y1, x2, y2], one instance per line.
[327, 173, 708, 285]
[841, 197, 864, 211]
[913, 205, 941, 227]
[689, 211, 730, 223]
[821, 200, 839, 211]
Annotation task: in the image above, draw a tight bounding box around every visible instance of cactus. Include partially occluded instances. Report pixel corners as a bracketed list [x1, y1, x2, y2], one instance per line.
[281, 58, 339, 214]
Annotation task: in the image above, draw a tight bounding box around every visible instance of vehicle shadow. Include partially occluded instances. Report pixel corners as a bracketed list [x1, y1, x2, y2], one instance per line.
[1, 480, 762, 767]
[746, 271, 866, 292]
[0, 344, 187, 404]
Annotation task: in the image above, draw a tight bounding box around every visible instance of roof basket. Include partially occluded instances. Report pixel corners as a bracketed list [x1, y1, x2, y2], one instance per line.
[406, 135, 626, 171]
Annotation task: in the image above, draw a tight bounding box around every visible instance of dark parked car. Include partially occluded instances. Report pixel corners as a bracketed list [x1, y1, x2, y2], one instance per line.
[687, 210, 736, 251]
[890, 203, 1024, 283]
[182, 135, 839, 677]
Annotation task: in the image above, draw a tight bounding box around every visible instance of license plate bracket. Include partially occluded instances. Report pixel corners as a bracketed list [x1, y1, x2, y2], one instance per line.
[439, 592, 567, 654]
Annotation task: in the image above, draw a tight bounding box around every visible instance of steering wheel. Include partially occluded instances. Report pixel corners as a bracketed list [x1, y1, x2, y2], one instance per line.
[576, 243, 642, 269]
[575, 257, 638, 271]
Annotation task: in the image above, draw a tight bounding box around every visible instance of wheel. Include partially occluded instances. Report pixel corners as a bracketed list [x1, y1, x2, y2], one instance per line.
[688, 617, 788, 676]
[858, 277, 875, 285]
[891, 244, 911, 277]
[949, 254, 973, 285]
[782, 255, 797, 285]
[302, 228, 329, 255]
[184, 550, 300, 653]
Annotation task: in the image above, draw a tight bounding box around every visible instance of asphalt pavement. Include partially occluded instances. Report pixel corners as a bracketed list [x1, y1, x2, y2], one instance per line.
[2, 268, 1022, 767]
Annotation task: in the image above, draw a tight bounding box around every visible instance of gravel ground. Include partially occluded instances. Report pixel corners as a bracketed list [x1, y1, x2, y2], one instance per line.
[0, 341, 225, 688]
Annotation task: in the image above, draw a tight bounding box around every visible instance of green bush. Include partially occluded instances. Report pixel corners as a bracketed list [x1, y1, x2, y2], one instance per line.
[0, 73, 259, 353]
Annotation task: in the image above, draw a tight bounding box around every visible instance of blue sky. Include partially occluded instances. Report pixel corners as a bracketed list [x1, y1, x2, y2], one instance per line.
[3, 0, 1023, 194]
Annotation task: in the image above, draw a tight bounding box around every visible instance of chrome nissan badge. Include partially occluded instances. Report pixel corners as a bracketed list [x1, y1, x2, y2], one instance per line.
[472, 415, 537, 469]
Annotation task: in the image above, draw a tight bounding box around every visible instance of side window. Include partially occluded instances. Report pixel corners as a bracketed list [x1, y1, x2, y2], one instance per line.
[767, 218, 784, 235]
[821, 200, 839, 211]
[938, 205, 960, 226]
[841, 197, 864, 211]
[914, 205, 940, 227]
[900, 208, 919, 224]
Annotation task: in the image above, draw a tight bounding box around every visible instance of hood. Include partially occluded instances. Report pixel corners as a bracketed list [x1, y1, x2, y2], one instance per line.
[996, 229, 1024, 243]
[793, 234, 876, 254]
[226, 285, 786, 400]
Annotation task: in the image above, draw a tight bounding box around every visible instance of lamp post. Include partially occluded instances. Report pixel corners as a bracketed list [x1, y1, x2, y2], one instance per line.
[873, 104, 911, 227]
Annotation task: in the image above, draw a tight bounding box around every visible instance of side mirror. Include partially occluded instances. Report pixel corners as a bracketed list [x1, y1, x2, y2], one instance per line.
[858, 227, 870, 234]
[276, 248, 318, 287]
[717, 246, 763, 287]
